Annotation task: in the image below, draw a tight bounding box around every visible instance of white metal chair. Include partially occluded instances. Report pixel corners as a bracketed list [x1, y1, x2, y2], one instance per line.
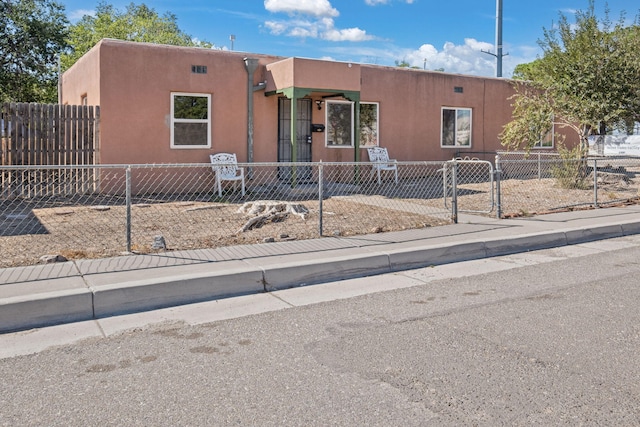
[367, 147, 398, 184]
[210, 153, 245, 197]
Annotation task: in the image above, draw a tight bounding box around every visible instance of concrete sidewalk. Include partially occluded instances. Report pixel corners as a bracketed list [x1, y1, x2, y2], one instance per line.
[2, 205, 640, 333]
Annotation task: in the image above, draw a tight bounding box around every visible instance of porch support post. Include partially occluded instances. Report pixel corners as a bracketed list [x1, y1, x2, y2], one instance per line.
[353, 99, 361, 183]
[290, 92, 298, 185]
[354, 100, 361, 162]
[341, 91, 361, 184]
[341, 91, 361, 162]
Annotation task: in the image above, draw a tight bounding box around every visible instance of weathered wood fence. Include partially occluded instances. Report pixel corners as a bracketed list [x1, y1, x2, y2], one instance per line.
[1, 103, 100, 197]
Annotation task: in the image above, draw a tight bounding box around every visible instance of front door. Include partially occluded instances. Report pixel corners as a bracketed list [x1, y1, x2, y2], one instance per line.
[278, 97, 312, 181]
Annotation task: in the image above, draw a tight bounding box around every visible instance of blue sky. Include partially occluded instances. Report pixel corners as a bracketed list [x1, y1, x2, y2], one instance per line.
[59, 0, 637, 77]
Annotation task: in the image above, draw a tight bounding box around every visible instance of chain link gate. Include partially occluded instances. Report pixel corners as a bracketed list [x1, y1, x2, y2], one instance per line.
[443, 158, 495, 221]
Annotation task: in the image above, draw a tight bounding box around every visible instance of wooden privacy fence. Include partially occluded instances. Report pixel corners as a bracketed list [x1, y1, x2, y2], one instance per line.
[1, 103, 100, 197]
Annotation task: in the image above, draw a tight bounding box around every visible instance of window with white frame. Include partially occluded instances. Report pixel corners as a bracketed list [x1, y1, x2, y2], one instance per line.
[326, 100, 354, 147]
[441, 107, 471, 147]
[533, 121, 554, 148]
[360, 102, 379, 147]
[171, 92, 211, 148]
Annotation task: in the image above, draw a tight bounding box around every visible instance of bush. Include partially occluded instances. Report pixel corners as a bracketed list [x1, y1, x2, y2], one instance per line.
[551, 143, 590, 189]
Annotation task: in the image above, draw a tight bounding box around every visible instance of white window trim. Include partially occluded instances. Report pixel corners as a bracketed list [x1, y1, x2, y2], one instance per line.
[326, 100, 354, 148]
[533, 121, 555, 149]
[170, 92, 211, 149]
[360, 101, 379, 147]
[440, 107, 472, 148]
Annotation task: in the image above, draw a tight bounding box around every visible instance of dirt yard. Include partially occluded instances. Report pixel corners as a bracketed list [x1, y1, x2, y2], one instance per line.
[2, 176, 639, 269]
[1, 197, 450, 268]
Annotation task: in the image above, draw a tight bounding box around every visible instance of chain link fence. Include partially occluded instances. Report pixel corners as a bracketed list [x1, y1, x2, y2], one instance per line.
[1, 162, 451, 269]
[495, 154, 640, 217]
[444, 159, 495, 217]
[439, 151, 640, 218]
[2, 155, 640, 270]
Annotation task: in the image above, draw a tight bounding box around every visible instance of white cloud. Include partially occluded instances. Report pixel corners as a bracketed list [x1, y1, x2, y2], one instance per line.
[395, 38, 540, 77]
[289, 25, 319, 39]
[264, 0, 339, 18]
[263, 1, 374, 42]
[264, 21, 288, 35]
[400, 39, 496, 75]
[265, 16, 373, 41]
[324, 26, 372, 42]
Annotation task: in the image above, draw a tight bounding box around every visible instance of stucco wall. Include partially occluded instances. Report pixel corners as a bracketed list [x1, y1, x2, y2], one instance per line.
[98, 40, 247, 164]
[61, 41, 101, 107]
[62, 39, 576, 171]
[63, 39, 284, 166]
[359, 66, 516, 162]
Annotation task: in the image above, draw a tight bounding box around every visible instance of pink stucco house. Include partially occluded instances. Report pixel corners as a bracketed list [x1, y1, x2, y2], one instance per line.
[61, 39, 571, 168]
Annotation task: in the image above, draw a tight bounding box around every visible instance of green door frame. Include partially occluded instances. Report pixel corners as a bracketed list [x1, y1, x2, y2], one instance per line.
[269, 86, 362, 163]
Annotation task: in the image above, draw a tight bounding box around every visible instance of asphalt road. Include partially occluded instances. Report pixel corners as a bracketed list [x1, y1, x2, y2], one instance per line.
[2, 235, 640, 426]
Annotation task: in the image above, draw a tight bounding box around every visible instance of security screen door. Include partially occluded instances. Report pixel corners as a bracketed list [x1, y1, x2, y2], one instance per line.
[278, 97, 312, 181]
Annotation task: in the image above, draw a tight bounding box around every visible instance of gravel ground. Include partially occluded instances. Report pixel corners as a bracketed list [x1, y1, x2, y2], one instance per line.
[1, 176, 639, 269]
[1, 198, 449, 268]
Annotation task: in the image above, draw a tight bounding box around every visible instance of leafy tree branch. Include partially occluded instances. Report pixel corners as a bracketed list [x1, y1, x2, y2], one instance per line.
[502, 0, 640, 152]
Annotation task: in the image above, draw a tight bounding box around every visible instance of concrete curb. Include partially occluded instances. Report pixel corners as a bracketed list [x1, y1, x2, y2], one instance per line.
[387, 241, 487, 271]
[484, 231, 568, 257]
[91, 268, 266, 318]
[0, 288, 93, 333]
[257, 250, 391, 291]
[621, 222, 640, 236]
[565, 224, 624, 245]
[2, 217, 640, 333]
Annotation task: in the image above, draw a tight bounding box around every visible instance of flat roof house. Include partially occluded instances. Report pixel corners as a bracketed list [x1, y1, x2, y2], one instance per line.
[62, 39, 573, 170]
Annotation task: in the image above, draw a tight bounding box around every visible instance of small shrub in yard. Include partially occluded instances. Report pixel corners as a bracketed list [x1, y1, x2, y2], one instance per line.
[551, 143, 590, 190]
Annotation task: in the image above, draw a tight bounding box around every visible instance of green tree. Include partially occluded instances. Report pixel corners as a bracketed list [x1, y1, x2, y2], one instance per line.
[0, 0, 69, 103]
[62, 2, 213, 70]
[511, 59, 545, 81]
[613, 24, 640, 134]
[394, 59, 420, 69]
[502, 1, 640, 151]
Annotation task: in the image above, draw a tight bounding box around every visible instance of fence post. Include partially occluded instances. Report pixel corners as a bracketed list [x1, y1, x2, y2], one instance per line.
[593, 158, 598, 208]
[318, 161, 323, 236]
[495, 155, 502, 219]
[451, 160, 458, 224]
[538, 152, 542, 180]
[126, 165, 132, 252]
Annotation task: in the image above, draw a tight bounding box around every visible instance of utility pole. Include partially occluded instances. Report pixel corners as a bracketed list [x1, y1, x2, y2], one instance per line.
[230, 34, 235, 51]
[482, 0, 508, 77]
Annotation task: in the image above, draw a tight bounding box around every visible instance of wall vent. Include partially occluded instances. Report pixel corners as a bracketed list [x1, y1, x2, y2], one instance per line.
[191, 65, 207, 74]
[454, 86, 463, 93]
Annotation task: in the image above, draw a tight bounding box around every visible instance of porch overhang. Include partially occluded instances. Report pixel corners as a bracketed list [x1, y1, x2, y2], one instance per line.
[264, 57, 364, 163]
[265, 57, 361, 95]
